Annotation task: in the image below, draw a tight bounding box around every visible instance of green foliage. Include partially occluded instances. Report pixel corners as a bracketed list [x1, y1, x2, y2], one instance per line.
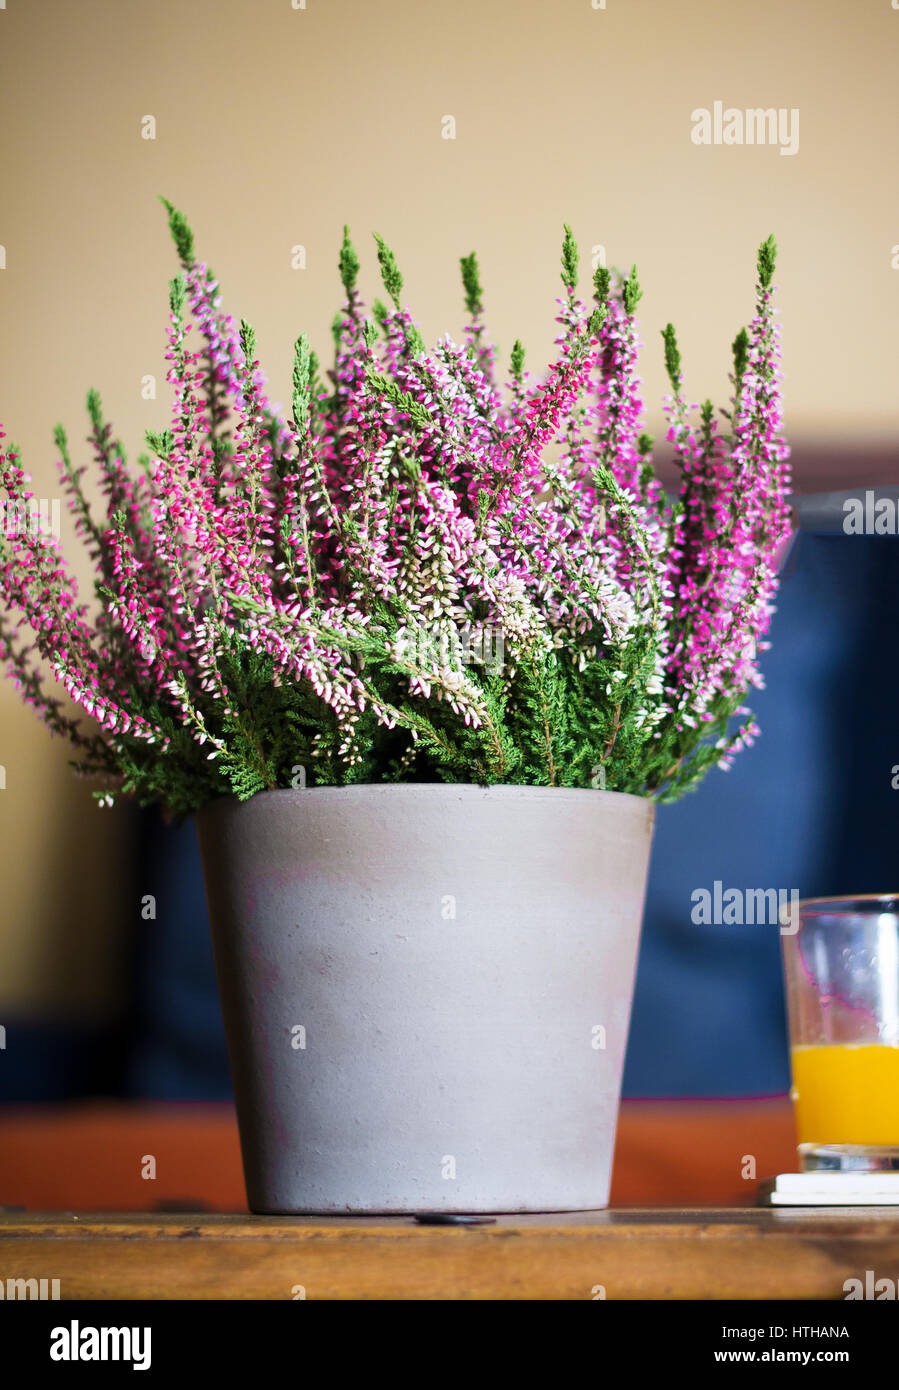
[587, 306, 606, 338]
[593, 265, 611, 304]
[402, 320, 426, 357]
[460, 252, 483, 317]
[661, 323, 681, 393]
[731, 326, 749, 383]
[145, 427, 174, 459]
[373, 233, 404, 309]
[758, 234, 777, 289]
[292, 334, 313, 432]
[239, 319, 256, 366]
[86, 388, 105, 436]
[168, 274, 186, 318]
[339, 225, 360, 299]
[365, 370, 432, 430]
[622, 265, 642, 315]
[560, 224, 579, 293]
[158, 197, 194, 267]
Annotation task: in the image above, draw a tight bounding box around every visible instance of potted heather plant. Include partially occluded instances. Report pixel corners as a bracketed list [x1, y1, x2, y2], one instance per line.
[0, 204, 790, 1212]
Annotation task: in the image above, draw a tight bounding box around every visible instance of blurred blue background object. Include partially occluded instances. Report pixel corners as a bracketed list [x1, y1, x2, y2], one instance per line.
[624, 516, 899, 1095]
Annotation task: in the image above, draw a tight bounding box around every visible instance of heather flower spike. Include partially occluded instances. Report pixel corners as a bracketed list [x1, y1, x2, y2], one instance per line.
[460, 253, 483, 317]
[339, 225, 360, 302]
[560, 224, 579, 293]
[0, 208, 790, 816]
[372, 233, 403, 309]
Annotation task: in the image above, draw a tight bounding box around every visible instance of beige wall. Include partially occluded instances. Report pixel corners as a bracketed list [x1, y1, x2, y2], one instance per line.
[1, 0, 897, 1016]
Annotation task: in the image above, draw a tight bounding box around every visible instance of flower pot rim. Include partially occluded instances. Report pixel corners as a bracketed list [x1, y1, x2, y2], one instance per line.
[196, 782, 655, 817]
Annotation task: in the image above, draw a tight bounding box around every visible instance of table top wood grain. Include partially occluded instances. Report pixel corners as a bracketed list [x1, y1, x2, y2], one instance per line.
[2, 1208, 898, 1300]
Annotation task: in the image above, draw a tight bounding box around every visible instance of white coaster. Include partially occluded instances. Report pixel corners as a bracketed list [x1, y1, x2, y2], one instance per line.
[762, 1172, 899, 1205]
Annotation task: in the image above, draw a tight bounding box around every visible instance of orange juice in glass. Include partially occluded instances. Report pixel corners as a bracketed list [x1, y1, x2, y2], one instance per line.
[781, 896, 899, 1171]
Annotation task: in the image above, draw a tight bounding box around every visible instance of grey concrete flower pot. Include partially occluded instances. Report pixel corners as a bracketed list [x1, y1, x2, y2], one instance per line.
[195, 784, 655, 1213]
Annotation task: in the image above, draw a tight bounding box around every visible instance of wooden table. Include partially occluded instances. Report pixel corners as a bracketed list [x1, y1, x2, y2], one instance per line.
[3, 1099, 895, 1299]
[2, 1208, 899, 1299]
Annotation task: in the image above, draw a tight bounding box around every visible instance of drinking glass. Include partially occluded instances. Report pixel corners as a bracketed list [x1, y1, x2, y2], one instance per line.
[780, 895, 899, 1172]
